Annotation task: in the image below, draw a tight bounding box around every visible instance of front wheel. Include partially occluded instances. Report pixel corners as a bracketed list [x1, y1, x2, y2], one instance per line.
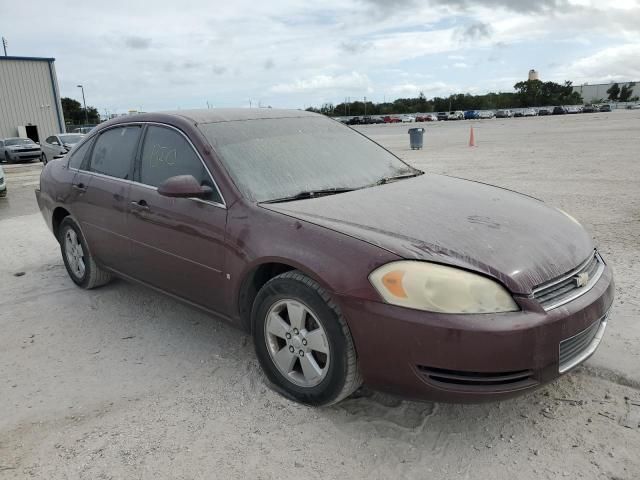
[41, 153, 47, 164]
[252, 270, 361, 406]
[59, 217, 112, 289]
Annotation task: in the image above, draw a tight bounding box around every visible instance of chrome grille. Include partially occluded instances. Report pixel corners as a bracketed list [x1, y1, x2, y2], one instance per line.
[17, 147, 40, 152]
[533, 252, 604, 310]
[559, 315, 608, 373]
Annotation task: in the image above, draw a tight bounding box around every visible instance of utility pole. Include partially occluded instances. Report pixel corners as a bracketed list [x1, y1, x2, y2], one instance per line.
[77, 85, 89, 125]
[364, 96, 367, 116]
[2, 37, 7, 56]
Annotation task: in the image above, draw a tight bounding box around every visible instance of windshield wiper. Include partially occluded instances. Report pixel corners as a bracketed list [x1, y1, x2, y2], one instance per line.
[261, 187, 356, 204]
[375, 171, 424, 185]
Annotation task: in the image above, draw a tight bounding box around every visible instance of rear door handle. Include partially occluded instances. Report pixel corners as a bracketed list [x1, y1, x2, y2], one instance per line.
[72, 183, 87, 192]
[130, 200, 150, 212]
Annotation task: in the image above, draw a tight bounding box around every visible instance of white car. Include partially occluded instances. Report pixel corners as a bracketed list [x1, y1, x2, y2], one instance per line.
[0, 137, 42, 163]
[41, 133, 85, 164]
[522, 108, 538, 117]
[478, 110, 495, 119]
[447, 111, 464, 120]
[0, 163, 6, 197]
[401, 115, 416, 123]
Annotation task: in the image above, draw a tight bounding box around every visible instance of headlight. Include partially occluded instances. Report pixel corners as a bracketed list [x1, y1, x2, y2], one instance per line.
[369, 261, 519, 314]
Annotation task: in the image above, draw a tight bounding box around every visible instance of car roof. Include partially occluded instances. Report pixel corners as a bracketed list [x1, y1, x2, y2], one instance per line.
[110, 108, 319, 126]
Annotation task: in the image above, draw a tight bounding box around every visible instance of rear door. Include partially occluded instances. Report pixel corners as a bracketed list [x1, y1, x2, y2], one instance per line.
[72, 125, 142, 273]
[126, 124, 228, 313]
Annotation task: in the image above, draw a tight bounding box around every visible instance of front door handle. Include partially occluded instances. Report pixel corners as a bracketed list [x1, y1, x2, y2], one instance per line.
[130, 200, 150, 212]
[72, 183, 87, 192]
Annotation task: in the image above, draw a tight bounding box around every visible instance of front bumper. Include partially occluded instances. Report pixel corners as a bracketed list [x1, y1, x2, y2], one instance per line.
[6, 150, 42, 161]
[339, 263, 614, 403]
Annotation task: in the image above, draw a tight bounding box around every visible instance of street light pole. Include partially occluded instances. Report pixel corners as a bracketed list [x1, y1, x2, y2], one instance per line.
[77, 84, 88, 125]
[1, 37, 7, 56]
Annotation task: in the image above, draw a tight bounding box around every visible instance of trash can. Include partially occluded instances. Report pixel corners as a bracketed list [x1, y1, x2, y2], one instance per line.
[408, 127, 425, 150]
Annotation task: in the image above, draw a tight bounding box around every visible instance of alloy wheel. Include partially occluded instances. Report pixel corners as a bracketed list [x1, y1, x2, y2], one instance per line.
[64, 228, 85, 279]
[264, 299, 330, 387]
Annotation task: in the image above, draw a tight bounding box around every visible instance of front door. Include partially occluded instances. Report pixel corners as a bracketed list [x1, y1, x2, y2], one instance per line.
[126, 124, 228, 313]
[71, 125, 142, 273]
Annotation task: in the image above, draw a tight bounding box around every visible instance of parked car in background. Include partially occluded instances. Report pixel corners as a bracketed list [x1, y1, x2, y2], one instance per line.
[416, 114, 438, 122]
[0, 137, 42, 163]
[436, 112, 448, 121]
[514, 110, 524, 118]
[552, 106, 568, 115]
[401, 115, 416, 123]
[582, 105, 597, 113]
[566, 106, 582, 114]
[447, 111, 464, 120]
[522, 108, 537, 117]
[0, 163, 6, 197]
[41, 133, 85, 164]
[464, 110, 480, 120]
[346, 117, 362, 125]
[36, 108, 614, 406]
[495, 110, 513, 118]
[599, 104, 612, 112]
[71, 126, 95, 134]
[626, 104, 640, 110]
[383, 116, 402, 123]
[478, 110, 495, 119]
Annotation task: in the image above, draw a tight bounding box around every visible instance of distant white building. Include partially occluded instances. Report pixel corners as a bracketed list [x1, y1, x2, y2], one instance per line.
[528, 69, 539, 81]
[573, 81, 638, 103]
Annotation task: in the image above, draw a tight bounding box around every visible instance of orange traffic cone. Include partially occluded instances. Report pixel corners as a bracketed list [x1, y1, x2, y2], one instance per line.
[469, 126, 476, 147]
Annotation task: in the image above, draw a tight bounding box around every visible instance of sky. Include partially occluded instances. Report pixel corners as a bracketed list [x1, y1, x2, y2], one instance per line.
[2, 0, 640, 113]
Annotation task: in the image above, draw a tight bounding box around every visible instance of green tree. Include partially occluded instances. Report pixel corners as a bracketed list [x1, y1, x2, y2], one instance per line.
[619, 82, 636, 102]
[61, 97, 100, 125]
[607, 83, 620, 101]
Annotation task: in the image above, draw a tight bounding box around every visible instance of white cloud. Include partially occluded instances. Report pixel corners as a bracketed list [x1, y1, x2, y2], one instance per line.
[564, 43, 640, 83]
[271, 72, 372, 94]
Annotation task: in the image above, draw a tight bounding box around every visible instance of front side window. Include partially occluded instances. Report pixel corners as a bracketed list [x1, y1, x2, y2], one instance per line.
[68, 138, 94, 170]
[90, 126, 141, 179]
[45, 136, 57, 145]
[138, 126, 221, 203]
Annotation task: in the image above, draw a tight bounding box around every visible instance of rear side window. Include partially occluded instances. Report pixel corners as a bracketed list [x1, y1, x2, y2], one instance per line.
[138, 126, 221, 202]
[68, 139, 94, 170]
[90, 126, 141, 179]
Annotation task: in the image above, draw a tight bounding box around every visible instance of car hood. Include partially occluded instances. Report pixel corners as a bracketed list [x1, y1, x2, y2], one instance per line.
[262, 174, 594, 294]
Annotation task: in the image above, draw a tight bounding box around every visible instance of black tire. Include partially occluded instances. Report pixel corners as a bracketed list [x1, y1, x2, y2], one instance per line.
[41, 153, 47, 165]
[59, 217, 112, 289]
[4, 152, 11, 164]
[252, 270, 361, 406]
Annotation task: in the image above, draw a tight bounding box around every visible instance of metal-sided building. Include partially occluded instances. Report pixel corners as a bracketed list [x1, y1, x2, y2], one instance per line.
[0, 56, 65, 142]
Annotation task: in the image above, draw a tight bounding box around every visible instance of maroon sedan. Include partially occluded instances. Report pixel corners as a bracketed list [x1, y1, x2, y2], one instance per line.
[36, 109, 614, 406]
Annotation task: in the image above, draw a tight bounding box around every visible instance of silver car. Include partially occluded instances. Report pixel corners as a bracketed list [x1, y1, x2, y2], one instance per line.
[41, 133, 85, 164]
[0, 163, 6, 197]
[0, 137, 42, 163]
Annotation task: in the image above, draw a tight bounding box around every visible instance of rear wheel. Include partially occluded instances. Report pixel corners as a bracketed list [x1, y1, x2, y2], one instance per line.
[41, 153, 47, 164]
[4, 152, 10, 164]
[252, 270, 361, 406]
[59, 217, 111, 289]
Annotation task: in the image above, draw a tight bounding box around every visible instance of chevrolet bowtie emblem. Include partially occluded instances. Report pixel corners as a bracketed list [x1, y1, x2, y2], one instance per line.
[574, 272, 589, 288]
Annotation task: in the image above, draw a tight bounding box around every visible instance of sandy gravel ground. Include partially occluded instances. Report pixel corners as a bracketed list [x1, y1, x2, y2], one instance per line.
[1, 110, 639, 479]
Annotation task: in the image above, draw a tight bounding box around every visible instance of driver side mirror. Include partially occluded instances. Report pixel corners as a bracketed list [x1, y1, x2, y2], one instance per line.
[157, 175, 212, 199]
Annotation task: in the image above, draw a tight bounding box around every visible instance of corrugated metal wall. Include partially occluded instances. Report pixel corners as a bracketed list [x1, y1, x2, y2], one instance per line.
[573, 82, 639, 104]
[0, 58, 64, 140]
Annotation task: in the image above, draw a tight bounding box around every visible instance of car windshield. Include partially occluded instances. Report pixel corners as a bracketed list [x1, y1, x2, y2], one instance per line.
[59, 134, 84, 144]
[5, 138, 35, 146]
[199, 116, 419, 202]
